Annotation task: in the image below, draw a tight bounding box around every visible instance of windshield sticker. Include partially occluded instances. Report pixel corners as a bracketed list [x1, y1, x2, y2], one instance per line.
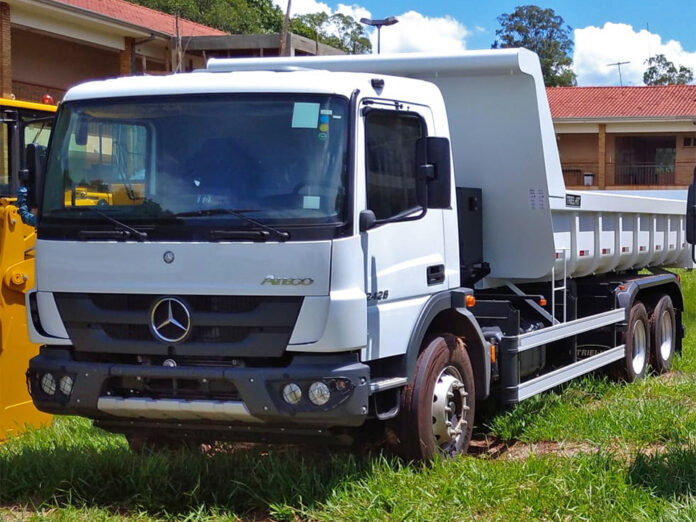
[319, 115, 330, 133]
[303, 196, 321, 209]
[292, 102, 320, 128]
[318, 132, 328, 141]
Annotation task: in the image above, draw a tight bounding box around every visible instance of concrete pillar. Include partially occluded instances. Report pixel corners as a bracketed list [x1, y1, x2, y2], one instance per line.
[0, 2, 12, 97]
[598, 124, 606, 189]
[119, 37, 134, 76]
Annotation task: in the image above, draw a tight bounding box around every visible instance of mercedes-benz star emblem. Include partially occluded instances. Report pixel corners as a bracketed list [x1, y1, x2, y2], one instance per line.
[149, 297, 191, 344]
[163, 251, 175, 264]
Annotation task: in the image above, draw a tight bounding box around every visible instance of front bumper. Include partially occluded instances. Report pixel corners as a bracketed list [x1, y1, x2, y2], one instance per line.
[28, 349, 369, 429]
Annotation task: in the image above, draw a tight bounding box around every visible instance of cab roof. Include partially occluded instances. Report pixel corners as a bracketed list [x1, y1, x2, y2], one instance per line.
[62, 69, 436, 102]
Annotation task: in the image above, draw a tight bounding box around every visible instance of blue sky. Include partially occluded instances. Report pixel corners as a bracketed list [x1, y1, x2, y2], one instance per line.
[275, 0, 696, 86]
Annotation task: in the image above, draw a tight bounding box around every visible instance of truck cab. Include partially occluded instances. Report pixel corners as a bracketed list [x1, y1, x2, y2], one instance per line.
[26, 70, 473, 455]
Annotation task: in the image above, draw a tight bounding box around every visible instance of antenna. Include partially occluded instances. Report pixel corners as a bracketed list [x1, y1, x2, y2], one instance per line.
[607, 61, 630, 86]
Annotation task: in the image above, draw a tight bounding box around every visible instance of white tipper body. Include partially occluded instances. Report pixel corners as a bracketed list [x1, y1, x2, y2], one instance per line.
[30, 50, 691, 363]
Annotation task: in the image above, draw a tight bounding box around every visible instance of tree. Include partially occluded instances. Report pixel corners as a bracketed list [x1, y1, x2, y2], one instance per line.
[326, 13, 371, 54]
[133, 0, 283, 34]
[492, 5, 576, 87]
[290, 12, 371, 54]
[291, 12, 330, 54]
[132, 1, 370, 54]
[643, 54, 694, 85]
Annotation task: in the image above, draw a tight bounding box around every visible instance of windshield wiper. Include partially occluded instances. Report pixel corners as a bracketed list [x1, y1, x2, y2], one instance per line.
[77, 206, 148, 241]
[174, 208, 290, 242]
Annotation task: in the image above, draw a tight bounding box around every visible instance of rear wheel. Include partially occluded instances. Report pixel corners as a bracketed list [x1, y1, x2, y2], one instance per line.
[617, 302, 650, 382]
[398, 334, 475, 461]
[650, 295, 676, 373]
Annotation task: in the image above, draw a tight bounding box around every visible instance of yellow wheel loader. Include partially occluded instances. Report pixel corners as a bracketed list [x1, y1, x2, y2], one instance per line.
[0, 97, 55, 441]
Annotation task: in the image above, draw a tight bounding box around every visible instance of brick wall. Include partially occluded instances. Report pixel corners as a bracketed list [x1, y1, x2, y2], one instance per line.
[11, 81, 65, 103]
[0, 2, 11, 98]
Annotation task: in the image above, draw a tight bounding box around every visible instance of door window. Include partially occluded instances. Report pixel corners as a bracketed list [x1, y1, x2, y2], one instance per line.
[365, 110, 424, 220]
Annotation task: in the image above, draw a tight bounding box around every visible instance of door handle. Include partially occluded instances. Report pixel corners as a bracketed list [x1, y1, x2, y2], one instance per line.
[427, 264, 445, 285]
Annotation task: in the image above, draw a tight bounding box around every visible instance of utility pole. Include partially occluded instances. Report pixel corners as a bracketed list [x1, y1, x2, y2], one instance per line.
[279, 0, 292, 57]
[175, 13, 182, 73]
[607, 61, 630, 86]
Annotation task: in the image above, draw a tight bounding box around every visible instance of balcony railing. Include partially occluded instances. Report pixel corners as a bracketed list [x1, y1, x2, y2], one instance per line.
[615, 164, 675, 186]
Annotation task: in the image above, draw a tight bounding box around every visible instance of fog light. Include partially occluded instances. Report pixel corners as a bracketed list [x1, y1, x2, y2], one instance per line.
[59, 375, 74, 396]
[40, 373, 56, 396]
[308, 381, 330, 406]
[282, 383, 302, 405]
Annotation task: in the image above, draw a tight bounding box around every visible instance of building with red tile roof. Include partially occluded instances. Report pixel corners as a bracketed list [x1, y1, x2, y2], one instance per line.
[548, 85, 696, 121]
[546, 86, 696, 190]
[55, 0, 227, 37]
[0, 0, 340, 102]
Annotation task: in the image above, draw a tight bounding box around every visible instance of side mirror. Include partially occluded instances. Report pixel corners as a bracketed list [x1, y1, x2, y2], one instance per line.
[359, 209, 376, 232]
[688, 185, 696, 241]
[23, 143, 47, 209]
[416, 136, 452, 209]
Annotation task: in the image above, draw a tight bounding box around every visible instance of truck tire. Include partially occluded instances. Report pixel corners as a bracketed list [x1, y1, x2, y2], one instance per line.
[398, 334, 475, 461]
[617, 302, 650, 382]
[650, 295, 676, 373]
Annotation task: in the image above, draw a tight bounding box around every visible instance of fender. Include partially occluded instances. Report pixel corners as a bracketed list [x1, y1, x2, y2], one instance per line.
[616, 272, 683, 313]
[616, 271, 684, 351]
[405, 289, 491, 399]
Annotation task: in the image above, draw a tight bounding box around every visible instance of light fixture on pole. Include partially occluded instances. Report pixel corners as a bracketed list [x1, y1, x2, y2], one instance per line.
[360, 17, 398, 54]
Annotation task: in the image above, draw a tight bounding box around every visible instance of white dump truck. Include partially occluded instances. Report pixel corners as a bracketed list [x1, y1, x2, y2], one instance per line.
[25, 49, 695, 460]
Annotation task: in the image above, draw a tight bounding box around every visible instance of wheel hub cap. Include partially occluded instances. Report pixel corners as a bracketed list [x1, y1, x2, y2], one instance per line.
[632, 319, 647, 374]
[660, 310, 674, 361]
[431, 366, 469, 455]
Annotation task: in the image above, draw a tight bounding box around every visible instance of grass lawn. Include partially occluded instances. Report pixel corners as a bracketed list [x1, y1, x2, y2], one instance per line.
[1, 269, 695, 521]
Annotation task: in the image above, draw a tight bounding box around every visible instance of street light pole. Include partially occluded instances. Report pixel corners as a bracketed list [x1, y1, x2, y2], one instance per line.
[360, 17, 399, 54]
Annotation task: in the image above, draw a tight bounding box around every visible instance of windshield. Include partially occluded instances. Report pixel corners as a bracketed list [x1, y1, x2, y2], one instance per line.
[41, 94, 350, 240]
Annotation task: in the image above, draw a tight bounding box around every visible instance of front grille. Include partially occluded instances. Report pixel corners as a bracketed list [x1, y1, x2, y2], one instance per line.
[101, 324, 255, 344]
[88, 294, 264, 314]
[55, 293, 303, 359]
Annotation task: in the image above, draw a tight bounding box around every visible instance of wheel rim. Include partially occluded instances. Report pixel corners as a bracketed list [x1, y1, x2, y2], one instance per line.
[431, 365, 469, 456]
[631, 318, 647, 374]
[659, 310, 674, 362]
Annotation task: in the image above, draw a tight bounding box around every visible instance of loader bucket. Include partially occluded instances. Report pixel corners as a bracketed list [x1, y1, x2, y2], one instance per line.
[0, 201, 51, 441]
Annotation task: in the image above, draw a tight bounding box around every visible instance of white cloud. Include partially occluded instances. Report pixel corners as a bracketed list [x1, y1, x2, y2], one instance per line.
[272, 2, 470, 54]
[374, 11, 469, 54]
[335, 3, 371, 23]
[273, 0, 331, 16]
[574, 22, 696, 86]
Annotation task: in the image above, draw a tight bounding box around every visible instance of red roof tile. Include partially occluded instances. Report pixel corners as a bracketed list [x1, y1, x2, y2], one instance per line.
[546, 85, 696, 120]
[56, 0, 227, 37]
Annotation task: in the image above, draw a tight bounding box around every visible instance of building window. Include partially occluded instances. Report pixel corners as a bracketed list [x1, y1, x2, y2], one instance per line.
[684, 137, 695, 147]
[365, 110, 424, 220]
[615, 135, 676, 185]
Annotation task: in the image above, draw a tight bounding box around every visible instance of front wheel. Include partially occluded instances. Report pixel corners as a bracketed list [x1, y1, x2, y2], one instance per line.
[398, 334, 475, 461]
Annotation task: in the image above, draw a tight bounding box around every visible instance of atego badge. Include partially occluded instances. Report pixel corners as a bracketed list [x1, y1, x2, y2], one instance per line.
[261, 276, 314, 286]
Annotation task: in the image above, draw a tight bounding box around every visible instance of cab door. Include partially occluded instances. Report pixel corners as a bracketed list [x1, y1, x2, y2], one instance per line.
[359, 101, 447, 361]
